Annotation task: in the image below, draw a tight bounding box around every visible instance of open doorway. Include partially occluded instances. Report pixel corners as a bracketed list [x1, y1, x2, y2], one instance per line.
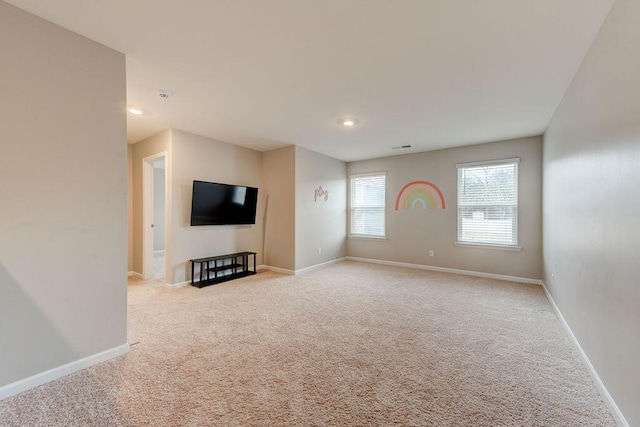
[142, 153, 168, 281]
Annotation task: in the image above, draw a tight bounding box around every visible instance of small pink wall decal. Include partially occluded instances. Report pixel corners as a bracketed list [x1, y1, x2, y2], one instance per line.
[314, 185, 329, 202]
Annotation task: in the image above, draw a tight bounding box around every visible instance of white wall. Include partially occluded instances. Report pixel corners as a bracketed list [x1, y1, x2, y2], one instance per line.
[348, 136, 542, 280]
[295, 147, 347, 270]
[170, 129, 263, 284]
[262, 147, 296, 271]
[543, 0, 640, 424]
[0, 1, 127, 386]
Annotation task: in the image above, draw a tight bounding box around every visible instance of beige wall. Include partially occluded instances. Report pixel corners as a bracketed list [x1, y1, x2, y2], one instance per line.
[0, 2, 127, 386]
[543, 0, 640, 424]
[262, 146, 296, 271]
[128, 145, 134, 272]
[348, 136, 542, 280]
[130, 129, 171, 275]
[170, 129, 263, 284]
[146, 142, 346, 274]
[295, 147, 347, 270]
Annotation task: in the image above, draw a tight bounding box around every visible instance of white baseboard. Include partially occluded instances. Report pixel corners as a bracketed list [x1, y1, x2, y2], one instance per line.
[258, 265, 295, 275]
[128, 271, 143, 278]
[0, 343, 130, 401]
[166, 281, 188, 289]
[345, 256, 542, 285]
[295, 257, 347, 275]
[259, 258, 347, 276]
[540, 283, 629, 427]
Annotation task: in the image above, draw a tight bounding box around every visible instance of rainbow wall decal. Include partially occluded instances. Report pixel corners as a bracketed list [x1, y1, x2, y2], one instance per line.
[395, 181, 446, 210]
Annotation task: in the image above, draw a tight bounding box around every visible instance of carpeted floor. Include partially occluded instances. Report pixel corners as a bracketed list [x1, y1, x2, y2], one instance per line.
[0, 261, 616, 426]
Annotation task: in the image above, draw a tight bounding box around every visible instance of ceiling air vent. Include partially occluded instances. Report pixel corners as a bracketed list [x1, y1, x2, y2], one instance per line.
[391, 145, 412, 150]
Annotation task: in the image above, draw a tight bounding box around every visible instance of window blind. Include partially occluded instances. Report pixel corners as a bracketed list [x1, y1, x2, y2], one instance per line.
[350, 173, 386, 237]
[457, 160, 518, 246]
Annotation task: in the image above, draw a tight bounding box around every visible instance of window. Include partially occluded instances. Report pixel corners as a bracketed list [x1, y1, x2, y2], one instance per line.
[350, 173, 386, 238]
[457, 159, 519, 247]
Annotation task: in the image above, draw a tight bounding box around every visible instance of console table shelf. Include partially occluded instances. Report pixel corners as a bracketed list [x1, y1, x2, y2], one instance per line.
[190, 251, 257, 288]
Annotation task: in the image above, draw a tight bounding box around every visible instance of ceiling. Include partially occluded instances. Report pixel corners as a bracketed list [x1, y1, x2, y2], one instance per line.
[7, 0, 614, 162]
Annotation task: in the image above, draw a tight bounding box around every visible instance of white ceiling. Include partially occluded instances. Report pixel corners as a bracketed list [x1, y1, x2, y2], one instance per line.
[7, 0, 614, 161]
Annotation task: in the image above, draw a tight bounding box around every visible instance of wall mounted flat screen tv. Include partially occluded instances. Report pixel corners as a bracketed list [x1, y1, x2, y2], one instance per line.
[190, 180, 258, 226]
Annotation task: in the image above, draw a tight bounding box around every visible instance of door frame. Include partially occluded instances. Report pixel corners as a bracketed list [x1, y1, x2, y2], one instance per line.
[142, 152, 168, 280]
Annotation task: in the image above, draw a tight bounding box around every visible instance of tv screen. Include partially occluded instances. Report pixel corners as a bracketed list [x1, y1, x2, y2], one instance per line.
[190, 181, 258, 226]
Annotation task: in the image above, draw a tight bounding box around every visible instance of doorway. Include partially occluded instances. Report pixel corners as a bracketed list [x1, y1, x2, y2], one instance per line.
[142, 153, 168, 281]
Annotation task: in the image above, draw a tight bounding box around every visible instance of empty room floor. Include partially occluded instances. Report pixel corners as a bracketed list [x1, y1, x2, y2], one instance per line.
[0, 262, 615, 426]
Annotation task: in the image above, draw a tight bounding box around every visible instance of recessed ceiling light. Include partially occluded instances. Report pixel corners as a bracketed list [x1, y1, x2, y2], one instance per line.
[338, 118, 358, 127]
[128, 108, 143, 115]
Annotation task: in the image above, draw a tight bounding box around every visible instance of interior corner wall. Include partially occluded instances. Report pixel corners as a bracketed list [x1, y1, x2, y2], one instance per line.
[347, 136, 543, 280]
[295, 147, 347, 270]
[543, 0, 640, 424]
[170, 129, 264, 284]
[0, 1, 127, 386]
[262, 146, 296, 271]
[131, 129, 171, 276]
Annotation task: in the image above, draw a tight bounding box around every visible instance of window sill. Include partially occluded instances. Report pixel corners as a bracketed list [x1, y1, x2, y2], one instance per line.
[454, 241, 522, 251]
[349, 235, 388, 241]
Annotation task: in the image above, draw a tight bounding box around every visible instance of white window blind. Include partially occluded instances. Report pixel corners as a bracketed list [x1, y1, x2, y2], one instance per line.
[457, 159, 519, 246]
[350, 173, 386, 237]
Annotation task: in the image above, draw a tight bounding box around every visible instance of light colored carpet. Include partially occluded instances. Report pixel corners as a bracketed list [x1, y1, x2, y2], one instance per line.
[0, 261, 616, 426]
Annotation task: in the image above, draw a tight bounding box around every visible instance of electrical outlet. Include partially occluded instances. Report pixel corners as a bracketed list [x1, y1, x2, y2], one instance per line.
[429, 250, 434, 257]
[317, 248, 322, 255]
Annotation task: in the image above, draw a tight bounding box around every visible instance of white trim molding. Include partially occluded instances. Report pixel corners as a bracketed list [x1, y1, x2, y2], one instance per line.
[295, 257, 347, 275]
[0, 344, 130, 401]
[259, 265, 295, 275]
[258, 258, 347, 276]
[454, 242, 522, 251]
[346, 256, 542, 285]
[540, 283, 629, 427]
[456, 157, 520, 168]
[166, 281, 188, 289]
[128, 271, 143, 278]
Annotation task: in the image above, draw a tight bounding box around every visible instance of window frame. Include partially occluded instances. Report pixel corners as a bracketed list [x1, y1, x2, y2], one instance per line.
[455, 158, 521, 250]
[348, 172, 387, 239]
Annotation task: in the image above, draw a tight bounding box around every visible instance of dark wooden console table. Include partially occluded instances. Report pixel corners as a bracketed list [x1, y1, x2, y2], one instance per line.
[190, 251, 257, 288]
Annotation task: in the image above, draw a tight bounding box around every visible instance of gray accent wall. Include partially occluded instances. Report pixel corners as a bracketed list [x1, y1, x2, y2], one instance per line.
[295, 147, 347, 270]
[0, 2, 127, 386]
[543, 0, 640, 424]
[348, 136, 542, 280]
